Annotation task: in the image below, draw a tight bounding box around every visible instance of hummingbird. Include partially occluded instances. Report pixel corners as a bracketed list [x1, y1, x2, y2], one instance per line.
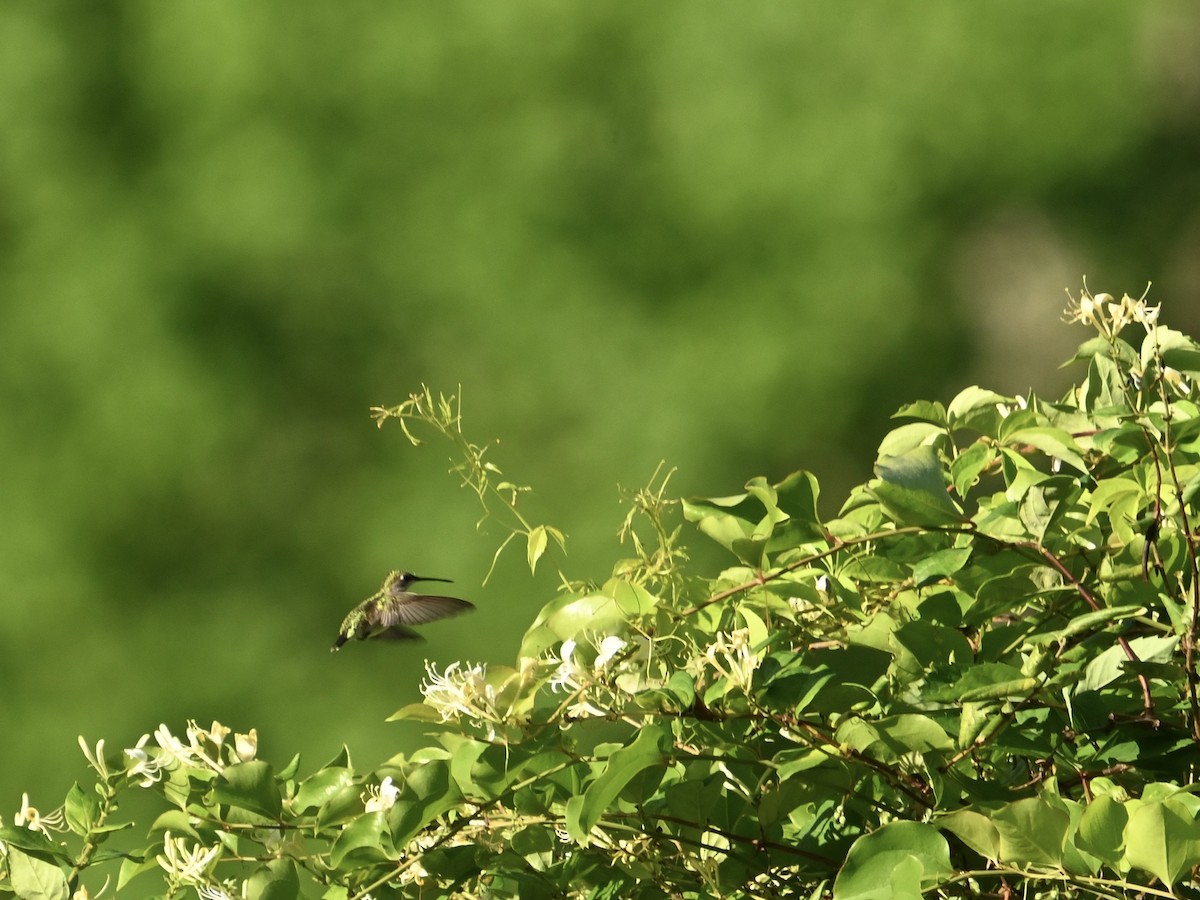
[332, 571, 475, 651]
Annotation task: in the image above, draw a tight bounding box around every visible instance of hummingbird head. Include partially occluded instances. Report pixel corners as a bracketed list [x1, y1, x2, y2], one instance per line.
[388, 571, 453, 592]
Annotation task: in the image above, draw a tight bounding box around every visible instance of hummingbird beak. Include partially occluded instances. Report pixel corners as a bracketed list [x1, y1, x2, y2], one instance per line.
[410, 574, 452, 584]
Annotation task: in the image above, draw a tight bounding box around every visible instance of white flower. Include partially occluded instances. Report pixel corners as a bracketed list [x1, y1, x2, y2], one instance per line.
[78, 736, 109, 780]
[1064, 283, 1161, 339]
[125, 734, 167, 787]
[71, 881, 111, 900]
[1135, 300, 1161, 329]
[549, 639, 581, 692]
[593, 635, 628, 670]
[1163, 366, 1193, 396]
[363, 776, 400, 813]
[420, 661, 502, 738]
[234, 729, 258, 763]
[13, 793, 64, 835]
[153, 722, 224, 772]
[564, 696, 609, 718]
[157, 831, 221, 885]
[704, 629, 760, 692]
[1106, 297, 1129, 332]
[192, 721, 230, 748]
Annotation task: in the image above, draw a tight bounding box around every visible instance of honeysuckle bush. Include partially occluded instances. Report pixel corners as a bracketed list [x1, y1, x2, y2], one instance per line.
[8, 285, 1200, 899]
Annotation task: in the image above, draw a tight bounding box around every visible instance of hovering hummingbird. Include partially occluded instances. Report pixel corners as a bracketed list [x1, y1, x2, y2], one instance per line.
[332, 571, 474, 651]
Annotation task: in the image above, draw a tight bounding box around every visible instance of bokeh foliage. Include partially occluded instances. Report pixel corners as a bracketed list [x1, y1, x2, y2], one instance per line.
[3, 2, 1200, 810]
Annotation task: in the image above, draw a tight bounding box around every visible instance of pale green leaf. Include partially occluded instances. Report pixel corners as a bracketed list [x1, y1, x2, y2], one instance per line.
[526, 525, 548, 573]
[833, 821, 951, 900]
[7, 847, 69, 900]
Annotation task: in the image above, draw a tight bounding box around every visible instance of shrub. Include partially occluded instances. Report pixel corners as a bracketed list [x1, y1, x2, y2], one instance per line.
[4, 285, 1200, 899]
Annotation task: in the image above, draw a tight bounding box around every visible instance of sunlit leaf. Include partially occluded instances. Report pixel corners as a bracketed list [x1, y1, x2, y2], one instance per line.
[993, 797, 1070, 866]
[1125, 797, 1200, 890]
[833, 821, 951, 900]
[526, 524, 548, 572]
[6, 847, 69, 900]
[214, 760, 282, 819]
[871, 446, 964, 526]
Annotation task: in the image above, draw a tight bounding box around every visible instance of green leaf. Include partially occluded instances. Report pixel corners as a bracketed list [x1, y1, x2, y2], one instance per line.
[1017, 476, 1079, 540]
[870, 446, 964, 526]
[1000, 425, 1088, 474]
[682, 499, 762, 564]
[277, 752, 302, 782]
[938, 810, 1000, 861]
[1125, 797, 1200, 890]
[636, 668, 697, 713]
[771, 469, 826, 542]
[1075, 635, 1177, 693]
[116, 853, 156, 891]
[877, 422, 945, 458]
[993, 797, 1070, 867]
[322, 745, 353, 770]
[893, 399, 948, 427]
[390, 759, 462, 847]
[214, 760, 282, 819]
[292, 766, 355, 813]
[963, 567, 1040, 626]
[317, 782, 369, 829]
[446, 735, 493, 798]
[1042, 604, 1146, 643]
[910, 547, 971, 586]
[946, 386, 1011, 433]
[892, 620, 973, 669]
[950, 441, 996, 498]
[1077, 794, 1128, 864]
[1086, 476, 1145, 524]
[247, 858, 301, 900]
[386, 702, 445, 723]
[927, 662, 1033, 702]
[150, 808, 201, 840]
[566, 724, 671, 842]
[64, 782, 99, 836]
[836, 714, 953, 763]
[519, 580, 658, 657]
[526, 524, 548, 572]
[1154, 327, 1200, 376]
[329, 810, 391, 868]
[0, 825, 68, 861]
[833, 821, 952, 900]
[6, 847, 69, 900]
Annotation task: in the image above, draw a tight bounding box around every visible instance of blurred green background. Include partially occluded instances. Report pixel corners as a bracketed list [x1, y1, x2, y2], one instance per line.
[4, 3, 1200, 809]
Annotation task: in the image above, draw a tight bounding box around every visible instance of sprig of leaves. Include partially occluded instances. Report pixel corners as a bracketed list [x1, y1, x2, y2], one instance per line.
[371, 385, 565, 584]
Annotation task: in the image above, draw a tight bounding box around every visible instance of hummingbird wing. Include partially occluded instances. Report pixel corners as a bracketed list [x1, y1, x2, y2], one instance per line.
[376, 625, 425, 641]
[380, 594, 475, 627]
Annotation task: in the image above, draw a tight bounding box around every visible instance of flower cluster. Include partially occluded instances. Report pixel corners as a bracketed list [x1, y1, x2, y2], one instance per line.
[545, 634, 631, 718]
[548, 635, 627, 692]
[156, 831, 221, 892]
[1064, 283, 1193, 397]
[120, 721, 258, 788]
[703, 629, 760, 693]
[1063, 283, 1159, 337]
[419, 661, 505, 739]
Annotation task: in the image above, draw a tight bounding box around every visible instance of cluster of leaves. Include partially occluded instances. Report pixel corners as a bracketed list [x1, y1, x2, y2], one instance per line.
[7, 286, 1200, 898]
